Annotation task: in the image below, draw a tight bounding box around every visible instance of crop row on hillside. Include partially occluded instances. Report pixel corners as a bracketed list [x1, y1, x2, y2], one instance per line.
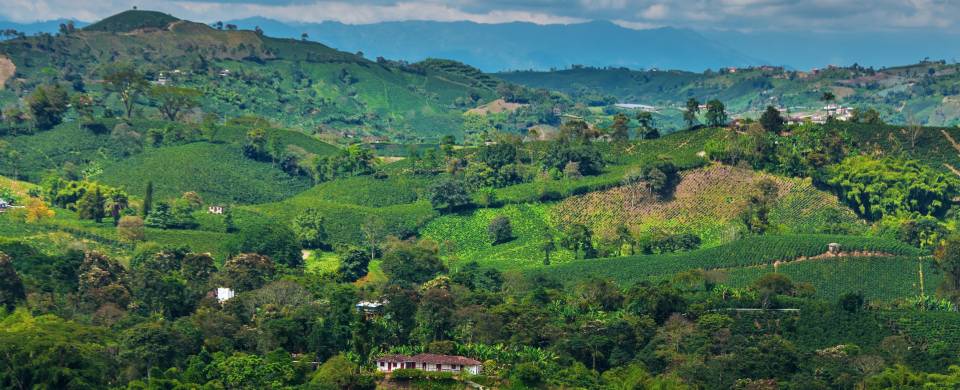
[532, 234, 921, 286]
[98, 142, 315, 204]
[422, 203, 575, 270]
[725, 256, 937, 300]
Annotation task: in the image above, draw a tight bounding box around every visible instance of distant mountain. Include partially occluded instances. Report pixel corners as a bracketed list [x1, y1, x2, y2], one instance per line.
[228, 18, 960, 72]
[10, 16, 960, 72]
[0, 19, 88, 36]
[704, 29, 960, 71]
[226, 18, 762, 72]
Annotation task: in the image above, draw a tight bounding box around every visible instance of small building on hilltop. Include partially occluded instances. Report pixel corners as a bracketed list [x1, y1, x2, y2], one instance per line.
[376, 354, 482, 375]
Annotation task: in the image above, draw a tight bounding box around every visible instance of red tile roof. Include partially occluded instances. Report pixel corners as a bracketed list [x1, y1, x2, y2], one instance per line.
[377, 353, 481, 366]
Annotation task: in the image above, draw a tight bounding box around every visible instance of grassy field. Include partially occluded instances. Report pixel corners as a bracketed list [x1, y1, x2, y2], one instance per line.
[305, 250, 340, 275]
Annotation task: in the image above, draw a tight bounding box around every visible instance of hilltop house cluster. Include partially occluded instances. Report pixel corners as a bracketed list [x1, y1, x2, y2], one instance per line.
[779, 104, 854, 125]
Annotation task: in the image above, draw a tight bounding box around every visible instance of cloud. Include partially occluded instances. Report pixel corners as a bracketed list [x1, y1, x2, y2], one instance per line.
[0, 0, 957, 33]
[640, 3, 667, 19]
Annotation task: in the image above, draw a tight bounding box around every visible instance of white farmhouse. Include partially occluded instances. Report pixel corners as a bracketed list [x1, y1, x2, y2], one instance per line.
[376, 354, 483, 375]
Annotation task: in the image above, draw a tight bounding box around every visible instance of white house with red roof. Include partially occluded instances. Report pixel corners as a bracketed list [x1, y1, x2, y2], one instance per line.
[376, 354, 482, 375]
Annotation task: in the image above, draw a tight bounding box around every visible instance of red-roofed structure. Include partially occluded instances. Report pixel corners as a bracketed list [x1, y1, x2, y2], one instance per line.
[376, 354, 482, 375]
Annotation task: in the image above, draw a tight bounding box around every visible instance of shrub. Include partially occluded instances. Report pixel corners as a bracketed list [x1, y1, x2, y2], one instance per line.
[228, 222, 302, 268]
[487, 216, 513, 245]
[292, 208, 328, 249]
[429, 178, 472, 213]
[336, 247, 370, 282]
[390, 369, 455, 381]
[828, 156, 957, 220]
[117, 216, 146, 242]
[219, 253, 275, 292]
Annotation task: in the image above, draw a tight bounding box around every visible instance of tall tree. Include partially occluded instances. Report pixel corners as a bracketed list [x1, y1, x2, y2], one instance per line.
[821, 91, 836, 103]
[683, 98, 700, 128]
[0, 253, 26, 311]
[220, 253, 275, 292]
[101, 63, 148, 119]
[70, 93, 96, 126]
[27, 84, 69, 130]
[610, 113, 630, 143]
[77, 186, 106, 223]
[428, 178, 472, 213]
[935, 235, 960, 305]
[759, 105, 785, 133]
[705, 99, 727, 127]
[336, 247, 370, 283]
[149, 86, 201, 121]
[143, 181, 154, 217]
[636, 111, 659, 139]
[380, 238, 446, 285]
[292, 208, 328, 249]
[78, 251, 132, 309]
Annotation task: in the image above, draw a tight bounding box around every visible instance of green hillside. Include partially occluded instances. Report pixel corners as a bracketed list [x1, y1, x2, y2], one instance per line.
[6, 9, 960, 389]
[83, 10, 180, 32]
[498, 62, 960, 127]
[97, 143, 313, 204]
[530, 234, 921, 286]
[0, 119, 338, 203]
[0, 11, 498, 139]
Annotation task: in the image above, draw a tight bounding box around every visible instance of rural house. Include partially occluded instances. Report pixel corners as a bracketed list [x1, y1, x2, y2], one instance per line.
[208, 205, 224, 214]
[355, 300, 385, 319]
[216, 287, 235, 303]
[376, 354, 482, 375]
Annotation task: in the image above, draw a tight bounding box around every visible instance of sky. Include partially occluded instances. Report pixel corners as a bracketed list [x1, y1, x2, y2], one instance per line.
[0, 0, 956, 32]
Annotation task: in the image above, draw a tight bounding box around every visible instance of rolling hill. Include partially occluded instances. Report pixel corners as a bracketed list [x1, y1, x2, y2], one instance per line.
[0, 10, 497, 139]
[497, 62, 960, 127]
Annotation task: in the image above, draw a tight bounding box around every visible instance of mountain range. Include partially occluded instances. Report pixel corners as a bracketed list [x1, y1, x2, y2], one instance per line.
[6, 16, 960, 72]
[225, 18, 760, 72]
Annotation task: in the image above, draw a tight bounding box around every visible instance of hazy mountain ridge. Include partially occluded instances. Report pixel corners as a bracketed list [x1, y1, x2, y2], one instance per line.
[216, 18, 764, 72]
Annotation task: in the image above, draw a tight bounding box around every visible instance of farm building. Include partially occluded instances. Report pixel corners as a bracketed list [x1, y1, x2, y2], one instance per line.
[376, 354, 482, 375]
[208, 205, 224, 214]
[216, 287, 235, 303]
[356, 300, 385, 319]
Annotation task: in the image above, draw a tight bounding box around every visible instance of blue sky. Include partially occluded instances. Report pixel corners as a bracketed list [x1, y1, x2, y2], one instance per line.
[1, 0, 955, 32]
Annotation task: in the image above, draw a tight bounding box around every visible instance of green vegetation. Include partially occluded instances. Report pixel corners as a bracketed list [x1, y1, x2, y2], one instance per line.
[5, 9, 960, 390]
[726, 256, 937, 300]
[534, 235, 920, 286]
[498, 61, 960, 127]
